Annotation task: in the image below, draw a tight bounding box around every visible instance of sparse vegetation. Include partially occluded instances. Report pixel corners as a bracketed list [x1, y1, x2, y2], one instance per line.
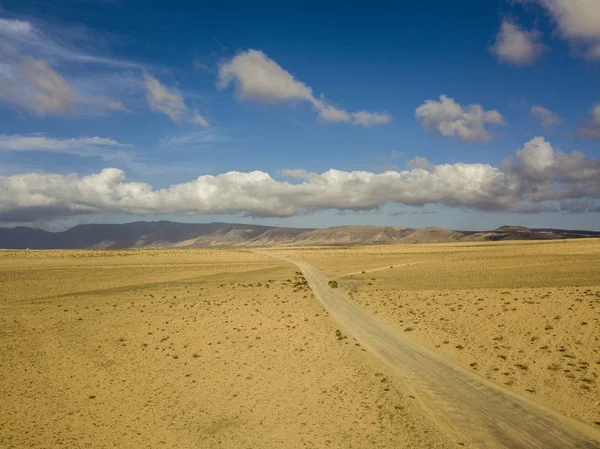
[1, 239, 599, 446]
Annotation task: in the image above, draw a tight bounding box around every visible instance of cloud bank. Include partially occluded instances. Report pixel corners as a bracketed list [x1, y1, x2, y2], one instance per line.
[217, 49, 391, 127]
[1, 137, 599, 223]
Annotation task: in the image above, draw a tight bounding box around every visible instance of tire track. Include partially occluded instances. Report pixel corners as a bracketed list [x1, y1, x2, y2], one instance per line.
[268, 253, 600, 449]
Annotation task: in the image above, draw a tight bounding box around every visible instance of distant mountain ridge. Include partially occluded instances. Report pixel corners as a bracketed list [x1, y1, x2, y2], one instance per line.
[0, 221, 599, 249]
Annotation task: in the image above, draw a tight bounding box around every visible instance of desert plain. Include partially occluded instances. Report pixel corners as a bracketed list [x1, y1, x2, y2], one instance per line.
[1, 239, 599, 448]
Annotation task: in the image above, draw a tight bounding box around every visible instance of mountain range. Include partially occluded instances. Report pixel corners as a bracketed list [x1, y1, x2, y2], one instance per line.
[0, 221, 599, 249]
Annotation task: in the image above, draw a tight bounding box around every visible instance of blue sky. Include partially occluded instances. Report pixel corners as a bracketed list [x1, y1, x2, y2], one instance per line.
[0, 0, 599, 231]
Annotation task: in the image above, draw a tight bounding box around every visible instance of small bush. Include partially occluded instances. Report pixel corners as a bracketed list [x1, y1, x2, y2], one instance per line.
[328, 280, 339, 289]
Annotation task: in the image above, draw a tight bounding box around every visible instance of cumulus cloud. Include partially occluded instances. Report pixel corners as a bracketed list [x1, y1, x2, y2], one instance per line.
[408, 156, 435, 172]
[143, 72, 208, 127]
[577, 105, 600, 139]
[3, 137, 599, 223]
[0, 163, 513, 222]
[315, 104, 351, 123]
[415, 95, 505, 142]
[530, 105, 563, 128]
[502, 136, 600, 202]
[524, 0, 600, 59]
[218, 49, 313, 103]
[491, 20, 547, 65]
[217, 49, 391, 127]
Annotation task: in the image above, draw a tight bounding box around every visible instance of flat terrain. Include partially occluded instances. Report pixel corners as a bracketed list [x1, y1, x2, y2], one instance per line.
[274, 239, 600, 430]
[0, 249, 462, 448]
[1, 240, 599, 448]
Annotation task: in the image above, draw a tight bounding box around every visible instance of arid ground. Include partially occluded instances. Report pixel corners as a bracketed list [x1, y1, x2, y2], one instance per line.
[1, 240, 599, 448]
[273, 240, 600, 430]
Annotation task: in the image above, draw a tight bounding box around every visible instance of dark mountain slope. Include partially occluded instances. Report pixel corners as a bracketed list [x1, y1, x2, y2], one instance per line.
[0, 221, 598, 249]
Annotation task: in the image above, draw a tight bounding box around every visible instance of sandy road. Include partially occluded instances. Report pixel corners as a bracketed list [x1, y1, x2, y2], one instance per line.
[266, 253, 600, 449]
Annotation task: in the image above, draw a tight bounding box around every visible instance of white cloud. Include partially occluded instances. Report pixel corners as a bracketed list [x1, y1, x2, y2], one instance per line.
[0, 18, 33, 37]
[0, 53, 124, 115]
[20, 56, 78, 114]
[0, 133, 204, 179]
[0, 135, 126, 152]
[3, 137, 599, 223]
[281, 169, 310, 179]
[315, 103, 351, 123]
[0, 17, 211, 121]
[491, 20, 547, 65]
[313, 103, 391, 126]
[408, 156, 435, 172]
[218, 49, 314, 103]
[351, 110, 392, 127]
[190, 110, 209, 127]
[503, 136, 600, 202]
[0, 163, 512, 222]
[524, 0, 600, 59]
[143, 72, 209, 127]
[577, 104, 600, 139]
[530, 105, 563, 128]
[0, 17, 140, 68]
[160, 129, 225, 146]
[0, 134, 135, 166]
[415, 95, 505, 142]
[218, 49, 391, 127]
[143, 72, 186, 122]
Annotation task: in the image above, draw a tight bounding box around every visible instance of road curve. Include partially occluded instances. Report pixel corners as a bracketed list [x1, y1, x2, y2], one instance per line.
[267, 253, 600, 449]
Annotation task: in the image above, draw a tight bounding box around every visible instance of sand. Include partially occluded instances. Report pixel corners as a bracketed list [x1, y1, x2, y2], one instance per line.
[0, 249, 461, 448]
[274, 239, 600, 428]
[1, 240, 598, 448]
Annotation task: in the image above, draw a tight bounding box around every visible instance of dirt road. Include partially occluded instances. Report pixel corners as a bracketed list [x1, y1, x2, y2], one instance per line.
[269, 253, 600, 449]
